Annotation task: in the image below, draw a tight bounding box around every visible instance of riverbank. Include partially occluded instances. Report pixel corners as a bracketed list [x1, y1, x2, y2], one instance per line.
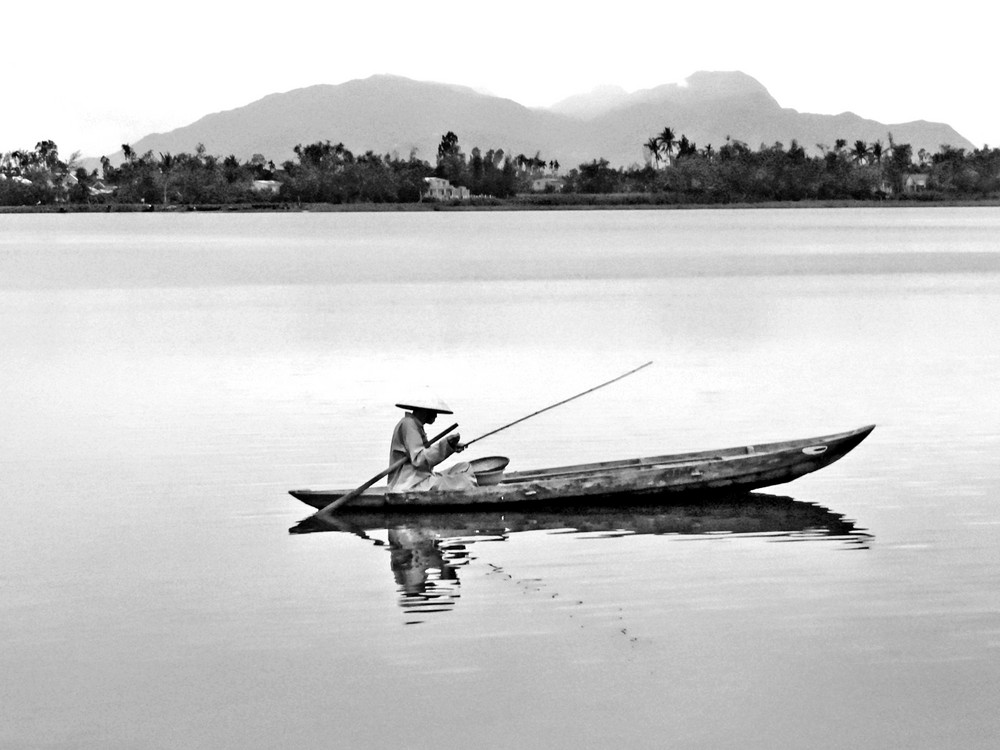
[4, 195, 1000, 214]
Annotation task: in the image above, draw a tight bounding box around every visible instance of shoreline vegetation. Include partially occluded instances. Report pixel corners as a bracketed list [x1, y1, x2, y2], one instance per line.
[3, 129, 1000, 212]
[4, 197, 1000, 214]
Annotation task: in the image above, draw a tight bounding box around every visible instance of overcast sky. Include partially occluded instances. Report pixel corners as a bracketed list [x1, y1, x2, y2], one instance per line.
[5, 0, 996, 158]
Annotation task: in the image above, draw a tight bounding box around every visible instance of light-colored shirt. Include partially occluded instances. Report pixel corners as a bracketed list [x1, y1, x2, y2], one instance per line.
[387, 413, 475, 491]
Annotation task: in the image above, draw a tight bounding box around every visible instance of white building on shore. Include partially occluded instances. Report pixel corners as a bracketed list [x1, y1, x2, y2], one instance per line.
[422, 177, 470, 200]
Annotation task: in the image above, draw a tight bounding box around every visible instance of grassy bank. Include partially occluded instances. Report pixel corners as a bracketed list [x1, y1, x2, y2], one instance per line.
[3, 195, 1000, 214]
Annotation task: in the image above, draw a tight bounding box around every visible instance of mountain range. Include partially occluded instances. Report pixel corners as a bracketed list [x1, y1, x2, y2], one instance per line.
[106, 72, 974, 168]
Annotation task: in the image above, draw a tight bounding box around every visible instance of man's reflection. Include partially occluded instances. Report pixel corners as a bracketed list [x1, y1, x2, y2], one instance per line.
[388, 527, 470, 622]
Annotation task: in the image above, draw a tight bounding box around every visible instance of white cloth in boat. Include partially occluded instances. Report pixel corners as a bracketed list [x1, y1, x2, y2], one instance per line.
[388, 413, 477, 491]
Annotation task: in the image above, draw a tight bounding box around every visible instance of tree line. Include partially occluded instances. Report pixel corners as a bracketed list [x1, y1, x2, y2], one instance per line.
[571, 127, 1000, 202]
[2, 129, 999, 207]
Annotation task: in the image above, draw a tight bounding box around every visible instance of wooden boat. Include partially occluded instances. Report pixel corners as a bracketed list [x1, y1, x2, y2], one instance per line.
[290, 424, 874, 511]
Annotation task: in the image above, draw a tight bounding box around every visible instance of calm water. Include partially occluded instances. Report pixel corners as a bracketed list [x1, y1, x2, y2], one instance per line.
[2, 208, 999, 749]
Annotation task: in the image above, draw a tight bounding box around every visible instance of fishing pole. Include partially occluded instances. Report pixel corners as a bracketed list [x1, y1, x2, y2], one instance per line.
[461, 361, 653, 448]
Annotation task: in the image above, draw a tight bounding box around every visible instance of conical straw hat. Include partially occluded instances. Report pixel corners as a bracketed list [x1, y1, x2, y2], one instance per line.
[395, 387, 453, 414]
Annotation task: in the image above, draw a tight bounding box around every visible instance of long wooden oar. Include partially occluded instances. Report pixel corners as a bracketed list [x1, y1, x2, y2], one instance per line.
[461, 361, 653, 448]
[310, 422, 458, 520]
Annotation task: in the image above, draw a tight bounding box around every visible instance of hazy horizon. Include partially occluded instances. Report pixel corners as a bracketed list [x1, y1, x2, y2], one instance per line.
[5, 0, 997, 158]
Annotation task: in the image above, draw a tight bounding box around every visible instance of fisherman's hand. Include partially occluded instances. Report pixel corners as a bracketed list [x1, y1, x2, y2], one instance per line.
[447, 432, 463, 451]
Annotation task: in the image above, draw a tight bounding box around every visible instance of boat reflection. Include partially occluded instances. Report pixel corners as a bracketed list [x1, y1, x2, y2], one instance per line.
[294, 493, 870, 623]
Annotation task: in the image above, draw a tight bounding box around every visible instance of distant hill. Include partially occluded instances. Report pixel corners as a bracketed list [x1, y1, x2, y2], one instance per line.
[549, 85, 633, 119]
[102, 72, 974, 168]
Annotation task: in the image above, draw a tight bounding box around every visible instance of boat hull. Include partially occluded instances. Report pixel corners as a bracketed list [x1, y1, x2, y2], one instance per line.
[290, 425, 874, 511]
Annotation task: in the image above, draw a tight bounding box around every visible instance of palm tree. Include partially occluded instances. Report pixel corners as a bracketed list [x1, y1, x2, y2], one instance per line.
[644, 136, 661, 167]
[158, 152, 176, 205]
[852, 140, 869, 164]
[658, 127, 676, 165]
[871, 140, 884, 164]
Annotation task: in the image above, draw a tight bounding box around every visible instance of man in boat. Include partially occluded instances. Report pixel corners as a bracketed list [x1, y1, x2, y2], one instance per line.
[388, 391, 477, 491]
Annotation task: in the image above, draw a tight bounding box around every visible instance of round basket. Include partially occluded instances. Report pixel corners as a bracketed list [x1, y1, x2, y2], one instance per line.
[469, 456, 510, 486]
